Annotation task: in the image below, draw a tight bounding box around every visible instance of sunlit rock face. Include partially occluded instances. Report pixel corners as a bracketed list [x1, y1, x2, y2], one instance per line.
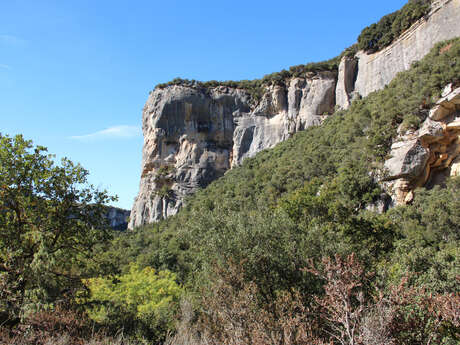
[335, 0, 460, 109]
[383, 84, 460, 205]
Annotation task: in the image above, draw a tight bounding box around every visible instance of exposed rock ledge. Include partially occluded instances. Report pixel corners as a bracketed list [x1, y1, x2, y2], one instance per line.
[383, 85, 460, 205]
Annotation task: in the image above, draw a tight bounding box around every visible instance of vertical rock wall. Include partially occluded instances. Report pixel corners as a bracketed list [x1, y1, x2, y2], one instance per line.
[336, 0, 460, 108]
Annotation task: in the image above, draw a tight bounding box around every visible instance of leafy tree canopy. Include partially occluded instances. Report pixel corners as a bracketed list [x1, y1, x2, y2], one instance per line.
[0, 134, 116, 322]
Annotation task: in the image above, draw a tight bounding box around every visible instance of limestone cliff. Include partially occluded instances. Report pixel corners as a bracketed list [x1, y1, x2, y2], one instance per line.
[129, 73, 336, 228]
[106, 206, 131, 230]
[336, 0, 460, 108]
[129, 0, 460, 229]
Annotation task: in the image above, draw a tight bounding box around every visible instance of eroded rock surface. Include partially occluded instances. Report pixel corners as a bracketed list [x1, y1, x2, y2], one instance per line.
[383, 85, 460, 205]
[336, 57, 358, 109]
[336, 0, 460, 109]
[130, 0, 460, 228]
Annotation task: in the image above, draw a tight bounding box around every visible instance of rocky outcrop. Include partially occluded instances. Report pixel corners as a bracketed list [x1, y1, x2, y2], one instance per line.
[129, 73, 336, 228]
[383, 84, 460, 205]
[233, 73, 336, 166]
[336, 0, 460, 109]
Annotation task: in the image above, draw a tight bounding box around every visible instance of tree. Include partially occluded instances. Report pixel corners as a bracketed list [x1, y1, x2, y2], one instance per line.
[83, 264, 183, 342]
[0, 134, 116, 322]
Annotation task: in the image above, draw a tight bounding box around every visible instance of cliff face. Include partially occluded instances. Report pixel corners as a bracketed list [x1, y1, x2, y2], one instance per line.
[129, 73, 336, 228]
[106, 206, 131, 230]
[129, 0, 460, 229]
[336, 0, 460, 108]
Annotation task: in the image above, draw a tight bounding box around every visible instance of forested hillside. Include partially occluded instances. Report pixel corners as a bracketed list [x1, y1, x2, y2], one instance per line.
[1, 5, 459, 345]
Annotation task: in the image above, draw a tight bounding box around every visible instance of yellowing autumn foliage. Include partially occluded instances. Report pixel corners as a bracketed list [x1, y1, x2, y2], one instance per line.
[83, 264, 182, 341]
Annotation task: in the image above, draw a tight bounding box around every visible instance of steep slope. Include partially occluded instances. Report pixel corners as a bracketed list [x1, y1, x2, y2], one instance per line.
[129, 0, 460, 229]
[102, 38, 460, 344]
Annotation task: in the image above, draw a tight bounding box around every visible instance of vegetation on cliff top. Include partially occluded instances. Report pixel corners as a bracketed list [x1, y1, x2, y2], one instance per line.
[154, 0, 432, 98]
[154, 54, 347, 102]
[357, 0, 432, 52]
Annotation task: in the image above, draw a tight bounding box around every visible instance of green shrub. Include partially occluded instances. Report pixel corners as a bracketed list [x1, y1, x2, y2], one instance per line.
[0, 134, 116, 321]
[126, 39, 460, 292]
[357, 0, 432, 52]
[154, 56, 342, 102]
[82, 264, 183, 342]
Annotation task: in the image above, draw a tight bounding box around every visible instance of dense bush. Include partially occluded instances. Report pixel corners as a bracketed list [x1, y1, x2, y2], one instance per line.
[357, 0, 432, 52]
[168, 255, 459, 345]
[0, 134, 116, 323]
[82, 264, 183, 343]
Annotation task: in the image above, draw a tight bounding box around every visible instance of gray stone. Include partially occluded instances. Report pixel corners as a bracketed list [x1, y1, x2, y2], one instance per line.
[105, 207, 130, 230]
[430, 104, 455, 121]
[418, 117, 444, 144]
[430, 85, 460, 120]
[129, 73, 337, 229]
[430, 86, 460, 121]
[352, 0, 460, 99]
[384, 139, 429, 180]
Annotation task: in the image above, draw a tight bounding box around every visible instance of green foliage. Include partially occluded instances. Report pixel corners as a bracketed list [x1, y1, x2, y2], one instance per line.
[0, 134, 116, 321]
[83, 264, 183, 342]
[357, 0, 432, 52]
[92, 39, 460, 342]
[385, 177, 460, 292]
[154, 55, 343, 101]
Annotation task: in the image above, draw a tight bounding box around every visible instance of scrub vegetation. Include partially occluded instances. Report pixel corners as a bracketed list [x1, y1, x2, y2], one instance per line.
[1, 6, 459, 345]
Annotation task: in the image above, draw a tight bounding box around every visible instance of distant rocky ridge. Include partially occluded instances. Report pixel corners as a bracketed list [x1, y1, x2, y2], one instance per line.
[106, 206, 130, 230]
[129, 0, 460, 229]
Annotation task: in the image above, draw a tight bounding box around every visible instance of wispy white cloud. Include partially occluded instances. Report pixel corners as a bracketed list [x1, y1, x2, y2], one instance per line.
[0, 34, 26, 46]
[0, 64, 11, 70]
[70, 125, 141, 141]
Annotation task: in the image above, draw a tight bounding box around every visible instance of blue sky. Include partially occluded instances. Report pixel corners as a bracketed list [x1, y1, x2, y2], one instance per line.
[1, 0, 408, 210]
